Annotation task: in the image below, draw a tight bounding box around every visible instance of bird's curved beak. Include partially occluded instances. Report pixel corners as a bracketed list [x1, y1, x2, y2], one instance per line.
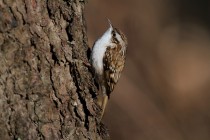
[107, 18, 113, 29]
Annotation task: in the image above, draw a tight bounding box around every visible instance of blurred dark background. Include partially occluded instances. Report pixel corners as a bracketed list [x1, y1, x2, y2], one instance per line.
[85, 0, 210, 140]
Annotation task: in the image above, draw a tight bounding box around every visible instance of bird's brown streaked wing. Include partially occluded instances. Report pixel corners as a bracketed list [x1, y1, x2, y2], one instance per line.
[103, 44, 126, 97]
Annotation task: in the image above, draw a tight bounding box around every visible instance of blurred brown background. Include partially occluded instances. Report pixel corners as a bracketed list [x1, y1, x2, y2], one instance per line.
[85, 0, 210, 140]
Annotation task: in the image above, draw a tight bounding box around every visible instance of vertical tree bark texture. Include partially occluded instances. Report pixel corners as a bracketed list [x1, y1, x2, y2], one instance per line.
[0, 0, 107, 139]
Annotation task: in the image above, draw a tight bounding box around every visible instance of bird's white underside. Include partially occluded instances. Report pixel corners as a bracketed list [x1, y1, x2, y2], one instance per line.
[91, 27, 113, 75]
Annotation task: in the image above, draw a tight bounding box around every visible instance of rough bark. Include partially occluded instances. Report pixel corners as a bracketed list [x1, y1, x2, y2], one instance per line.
[0, 0, 108, 139]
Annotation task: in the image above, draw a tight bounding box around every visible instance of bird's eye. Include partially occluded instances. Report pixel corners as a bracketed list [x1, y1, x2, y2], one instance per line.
[112, 31, 116, 37]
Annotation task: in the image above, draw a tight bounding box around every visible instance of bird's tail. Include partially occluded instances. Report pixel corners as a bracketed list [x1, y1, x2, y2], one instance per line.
[97, 84, 108, 120]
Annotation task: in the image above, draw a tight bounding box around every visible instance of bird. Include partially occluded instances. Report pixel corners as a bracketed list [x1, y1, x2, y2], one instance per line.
[91, 19, 127, 119]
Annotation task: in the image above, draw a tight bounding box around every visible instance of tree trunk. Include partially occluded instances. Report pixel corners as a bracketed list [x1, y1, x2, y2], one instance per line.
[0, 0, 108, 139]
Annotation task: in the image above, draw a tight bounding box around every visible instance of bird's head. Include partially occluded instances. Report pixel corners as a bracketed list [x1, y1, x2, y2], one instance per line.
[107, 19, 127, 47]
